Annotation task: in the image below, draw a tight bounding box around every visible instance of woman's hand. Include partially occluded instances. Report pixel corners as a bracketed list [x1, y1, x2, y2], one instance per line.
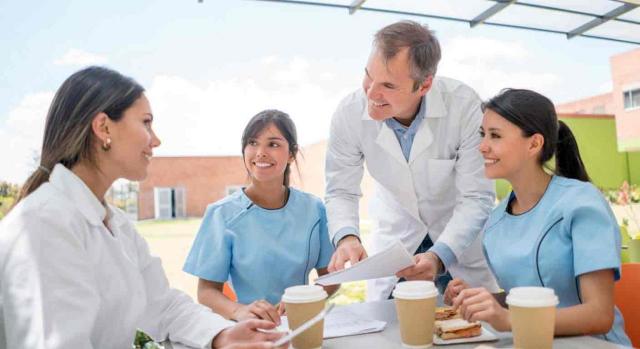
[231, 300, 281, 325]
[212, 319, 286, 348]
[452, 288, 511, 332]
[443, 278, 469, 305]
[277, 302, 286, 316]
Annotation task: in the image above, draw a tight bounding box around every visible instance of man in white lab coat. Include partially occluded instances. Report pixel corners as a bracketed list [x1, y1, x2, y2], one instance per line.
[326, 20, 499, 301]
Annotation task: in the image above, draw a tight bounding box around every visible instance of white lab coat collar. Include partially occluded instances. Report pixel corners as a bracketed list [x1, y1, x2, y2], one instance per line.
[48, 164, 107, 227]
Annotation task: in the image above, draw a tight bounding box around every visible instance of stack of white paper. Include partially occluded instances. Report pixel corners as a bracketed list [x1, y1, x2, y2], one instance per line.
[279, 306, 386, 339]
[315, 240, 414, 285]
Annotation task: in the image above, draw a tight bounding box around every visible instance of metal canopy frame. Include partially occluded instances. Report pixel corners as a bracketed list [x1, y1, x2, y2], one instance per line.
[254, 0, 640, 45]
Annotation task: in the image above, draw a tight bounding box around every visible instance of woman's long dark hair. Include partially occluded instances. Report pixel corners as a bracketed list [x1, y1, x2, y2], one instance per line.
[241, 109, 299, 187]
[15, 66, 144, 205]
[483, 88, 590, 182]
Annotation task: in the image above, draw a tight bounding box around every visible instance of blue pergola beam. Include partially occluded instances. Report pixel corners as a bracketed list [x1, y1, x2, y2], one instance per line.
[470, 0, 515, 28]
[567, 2, 638, 39]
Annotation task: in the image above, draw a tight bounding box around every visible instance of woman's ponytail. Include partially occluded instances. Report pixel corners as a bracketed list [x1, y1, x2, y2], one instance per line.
[555, 120, 590, 182]
[484, 89, 591, 182]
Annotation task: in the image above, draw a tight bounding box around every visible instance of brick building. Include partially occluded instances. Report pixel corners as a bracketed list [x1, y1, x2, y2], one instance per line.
[557, 48, 640, 151]
[137, 140, 374, 220]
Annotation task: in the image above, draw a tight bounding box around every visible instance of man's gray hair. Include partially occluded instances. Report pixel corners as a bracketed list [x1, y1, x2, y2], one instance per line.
[374, 20, 441, 91]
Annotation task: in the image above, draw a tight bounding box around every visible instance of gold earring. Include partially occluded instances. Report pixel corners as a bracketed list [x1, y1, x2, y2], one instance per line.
[102, 137, 112, 151]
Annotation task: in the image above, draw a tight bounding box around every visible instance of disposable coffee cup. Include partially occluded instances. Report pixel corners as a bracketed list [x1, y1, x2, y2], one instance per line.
[393, 280, 439, 349]
[282, 285, 328, 349]
[506, 287, 559, 349]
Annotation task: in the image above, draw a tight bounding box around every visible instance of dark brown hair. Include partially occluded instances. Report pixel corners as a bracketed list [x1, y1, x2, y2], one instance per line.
[15, 66, 144, 205]
[241, 109, 299, 186]
[483, 88, 590, 182]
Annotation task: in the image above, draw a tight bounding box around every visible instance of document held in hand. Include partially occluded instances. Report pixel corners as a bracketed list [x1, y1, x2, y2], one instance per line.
[315, 240, 414, 286]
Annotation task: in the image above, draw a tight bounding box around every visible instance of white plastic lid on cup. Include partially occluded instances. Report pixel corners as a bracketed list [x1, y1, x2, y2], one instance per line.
[281, 285, 328, 304]
[506, 287, 559, 308]
[392, 280, 438, 300]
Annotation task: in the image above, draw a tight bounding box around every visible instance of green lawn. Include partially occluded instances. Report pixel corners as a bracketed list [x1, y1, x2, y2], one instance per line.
[135, 218, 368, 304]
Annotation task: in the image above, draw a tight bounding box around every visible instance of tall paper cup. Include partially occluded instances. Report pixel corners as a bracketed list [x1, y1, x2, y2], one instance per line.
[282, 285, 328, 349]
[393, 280, 439, 348]
[506, 287, 559, 349]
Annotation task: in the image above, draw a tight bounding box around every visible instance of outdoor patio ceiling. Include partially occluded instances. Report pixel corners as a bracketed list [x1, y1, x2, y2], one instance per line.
[252, 0, 640, 45]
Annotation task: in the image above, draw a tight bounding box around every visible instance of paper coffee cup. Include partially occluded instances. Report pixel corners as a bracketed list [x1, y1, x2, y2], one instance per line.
[506, 287, 559, 349]
[282, 285, 328, 349]
[393, 281, 439, 349]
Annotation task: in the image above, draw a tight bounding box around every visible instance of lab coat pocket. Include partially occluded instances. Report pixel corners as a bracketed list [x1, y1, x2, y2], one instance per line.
[423, 159, 455, 195]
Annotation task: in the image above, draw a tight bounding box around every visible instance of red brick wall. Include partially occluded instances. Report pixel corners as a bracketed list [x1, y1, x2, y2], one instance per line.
[139, 142, 375, 221]
[139, 156, 247, 220]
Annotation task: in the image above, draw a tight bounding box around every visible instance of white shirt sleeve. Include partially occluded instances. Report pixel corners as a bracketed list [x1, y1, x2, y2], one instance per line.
[130, 223, 234, 348]
[1, 230, 46, 349]
[325, 98, 365, 243]
[435, 92, 495, 258]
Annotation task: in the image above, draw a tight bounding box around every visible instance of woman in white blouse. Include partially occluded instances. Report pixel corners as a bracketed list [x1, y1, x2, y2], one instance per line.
[0, 66, 283, 349]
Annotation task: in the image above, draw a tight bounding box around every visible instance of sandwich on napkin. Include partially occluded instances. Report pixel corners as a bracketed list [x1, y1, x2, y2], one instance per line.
[434, 318, 482, 340]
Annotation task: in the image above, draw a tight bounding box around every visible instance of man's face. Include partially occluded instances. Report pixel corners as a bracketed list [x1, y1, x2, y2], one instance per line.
[362, 48, 432, 122]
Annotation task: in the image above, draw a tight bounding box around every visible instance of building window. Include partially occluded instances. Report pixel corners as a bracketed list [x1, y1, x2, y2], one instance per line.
[624, 88, 640, 110]
[226, 185, 243, 196]
[154, 187, 186, 219]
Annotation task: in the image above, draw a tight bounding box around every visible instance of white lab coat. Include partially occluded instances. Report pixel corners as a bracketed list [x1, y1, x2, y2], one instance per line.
[326, 77, 499, 301]
[0, 164, 234, 349]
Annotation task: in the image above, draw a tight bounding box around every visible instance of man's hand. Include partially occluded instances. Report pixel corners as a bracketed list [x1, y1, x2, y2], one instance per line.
[327, 236, 368, 272]
[395, 252, 442, 281]
[452, 288, 511, 332]
[443, 278, 469, 305]
[212, 319, 285, 348]
[231, 300, 281, 325]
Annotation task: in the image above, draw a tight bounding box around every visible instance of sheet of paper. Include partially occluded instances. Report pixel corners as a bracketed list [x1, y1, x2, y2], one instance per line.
[315, 240, 414, 285]
[279, 306, 386, 339]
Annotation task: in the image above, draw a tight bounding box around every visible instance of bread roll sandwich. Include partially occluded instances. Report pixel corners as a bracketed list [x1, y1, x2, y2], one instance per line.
[435, 318, 482, 340]
[435, 306, 461, 321]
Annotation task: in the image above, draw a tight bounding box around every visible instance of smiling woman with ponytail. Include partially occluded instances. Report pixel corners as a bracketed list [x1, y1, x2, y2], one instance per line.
[0, 66, 285, 349]
[444, 88, 631, 346]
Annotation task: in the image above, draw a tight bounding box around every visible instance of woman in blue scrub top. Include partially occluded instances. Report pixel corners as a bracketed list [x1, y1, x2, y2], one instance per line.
[184, 110, 338, 325]
[446, 89, 630, 346]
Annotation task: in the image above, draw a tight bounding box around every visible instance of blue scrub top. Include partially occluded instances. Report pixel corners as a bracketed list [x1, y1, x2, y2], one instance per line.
[183, 187, 334, 305]
[483, 176, 631, 346]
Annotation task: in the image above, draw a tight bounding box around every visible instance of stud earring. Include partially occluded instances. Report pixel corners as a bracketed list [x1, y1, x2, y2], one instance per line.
[102, 137, 112, 151]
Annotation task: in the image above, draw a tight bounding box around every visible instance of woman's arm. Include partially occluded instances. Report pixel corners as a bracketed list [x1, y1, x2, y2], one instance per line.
[198, 279, 281, 324]
[454, 269, 616, 335]
[198, 279, 241, 320]
[554, 269, 615, 336]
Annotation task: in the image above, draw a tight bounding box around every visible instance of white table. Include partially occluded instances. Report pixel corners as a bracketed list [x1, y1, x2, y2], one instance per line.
[167, 300, 630, 348]
[321, 300, 629, 349]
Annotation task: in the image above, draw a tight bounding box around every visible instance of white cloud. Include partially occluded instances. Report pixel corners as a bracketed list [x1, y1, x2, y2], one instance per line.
[142, 56, 354, 158]
[0, 55, 355, 183]
[54, 48, 108, 66]
[438, 36, 561, 99]
[0, 92, 53, 183]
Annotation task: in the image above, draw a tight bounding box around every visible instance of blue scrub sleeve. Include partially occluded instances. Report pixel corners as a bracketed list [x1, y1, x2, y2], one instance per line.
[183, 206, 232, 282]
[568, 193, 621, 281]
[315, 204, 335, 269]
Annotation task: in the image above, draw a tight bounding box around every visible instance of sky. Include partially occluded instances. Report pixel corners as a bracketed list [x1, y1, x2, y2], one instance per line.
[0, 0, 637, 183]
